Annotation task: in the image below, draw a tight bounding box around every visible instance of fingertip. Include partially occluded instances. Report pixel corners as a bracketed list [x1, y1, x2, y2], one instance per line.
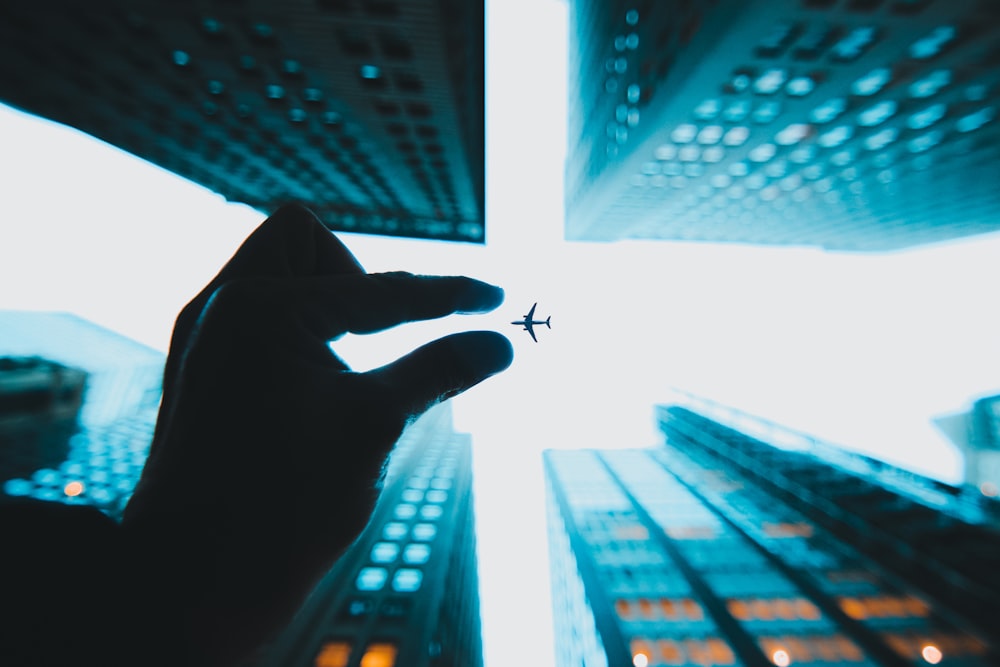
[453, 330, 514, 377]
[458, 281, 505, 314]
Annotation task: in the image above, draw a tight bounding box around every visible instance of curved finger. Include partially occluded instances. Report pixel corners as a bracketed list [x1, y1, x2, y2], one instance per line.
[366, 331, 514, 418]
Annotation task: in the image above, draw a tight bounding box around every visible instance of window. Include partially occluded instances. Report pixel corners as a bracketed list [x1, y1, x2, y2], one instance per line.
[360, 642, 398, 667]
[356, 567, 388, 591]
[382, 522, 407, 540]
[392, 568, 423, 592]
[419, 504, 443, 520]
[402, 543, 431, 565]
[314, 641, 351, 667]
[411, 523, 437, 541]
[371, 542, 400, 564]
[401, 488, 423, 503]
[425, 489, 447, 503]
[393, 504, 417, 519]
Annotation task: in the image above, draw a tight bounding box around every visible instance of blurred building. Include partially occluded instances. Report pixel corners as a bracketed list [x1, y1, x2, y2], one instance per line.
[565, 0, 1000, 250]
[544, 393, 1000, 667]
[0, 0, 485, 243]
[0, 311, 163, 518]
[0, 356, 87, 481]
[252, 402, 484, 667]
[933, 393, 1000, 501]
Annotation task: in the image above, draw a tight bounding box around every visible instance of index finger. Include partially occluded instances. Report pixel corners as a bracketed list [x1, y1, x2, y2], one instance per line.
[294, 272, 505, 337]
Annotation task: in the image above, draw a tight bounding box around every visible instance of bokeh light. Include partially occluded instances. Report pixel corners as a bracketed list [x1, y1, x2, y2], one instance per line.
[772, 649, 792, 667]
[63, 481, 84, 497]
[922, 645, 943, 664]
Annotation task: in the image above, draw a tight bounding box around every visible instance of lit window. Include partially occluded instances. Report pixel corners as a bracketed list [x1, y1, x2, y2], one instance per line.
[786, 76, 815, 97]
[430, 478, 451, 490]
[909, 26, 956, 60]
[710, 174, 732, 189]
[382, 523, 408, 540]
[921, 645, 943, 665]
[628, 84, 641, 104]
[752, 102, 782, 124]
[956, 107, 995, 133]
[839, 597, 866, 619]
[630, 639, 653, 667]
[729, 161, 750, 177]
[702, 146, 725, 163]
[748, 144, 776, 162]
[356, 567, 388, 591]
[723, 126, 750, 147]
[697, 125, 724, 145]
[810, 98, 846, 124]
[802, 165, 824, 180]
[707, 638, 736, 665]
[626, 9, 639, 25]
[728, 599, 751, 620]
[172, 50, 191, 66]
[401, 488, 423, 503]
[746, 173, 766, 190]
[360, 642, 398, 667]
[681, 598, 704, 620]
[615, 35, 627, 52]
[775, 123, 810, 145]
[679, 146, 701, 162]
[910, 69, 951, 98]
[266, 84, 285, 100]
[795, 599, 821, 620]
[626, 33, 640, 49]
[830, 149, 854, 166]
[830, 26, 878, 62]
[627, 109, 641, 127]
[852, 68, 892, 96]
[729, 72, 752, 93]
[694, 99, 721, 120]
[857, 100, 897, 127]
[907, 103, 946, 130]
[724, 100, 751, 122]
[788, 146, 815, 163]
[419, 504, 443, 520]
[765, 161, 787, 178]
[425, 490, 447, 503]
[314, 641, 351, 667]
[864, 128, 897, 151]
[408, 476, 429, 489]
[391, 568, 423, 592]
[412, 523, 437, 541]
[658, 639, 683, 665]
[754, 69, 788, 95]
[615, 599, 634, 619]
[394, 504, 417, 519]
[908, 130, 942, 153]
[817, 125, 852, 148]
[402, 543, 431, 565]
[360, 64, 381, 79]
[641, 161, 660, 175]
[655, 144, 677, 160]
[371, 542, 400, 564]
[671, 124, 698, 144]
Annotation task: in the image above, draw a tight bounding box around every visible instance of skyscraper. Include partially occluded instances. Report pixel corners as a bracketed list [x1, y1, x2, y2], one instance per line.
[251, 402, 484, 667]
[933, 394, 1000, 502]
[544, 394, 999, 666]
[0, 0, 485, 243]
[565, 0, 1000, 251]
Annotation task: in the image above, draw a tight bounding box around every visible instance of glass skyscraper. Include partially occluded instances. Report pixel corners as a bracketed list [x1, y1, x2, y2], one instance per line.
[0, 0, 485, 243]
[565, 0, 1000, 250]
[251, 402, 485, 667]
[544, 394, 999, 666]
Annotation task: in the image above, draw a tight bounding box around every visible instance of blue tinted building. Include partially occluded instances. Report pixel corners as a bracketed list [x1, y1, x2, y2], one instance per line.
[565, 0, 1000, 250]
[544, 394, 999, 666]
[252, 402, 484, 667]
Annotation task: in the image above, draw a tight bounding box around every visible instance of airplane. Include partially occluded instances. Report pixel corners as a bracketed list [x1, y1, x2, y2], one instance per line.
[511, 302, 551, 342]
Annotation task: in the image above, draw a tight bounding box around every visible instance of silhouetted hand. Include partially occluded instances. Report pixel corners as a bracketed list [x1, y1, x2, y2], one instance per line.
[121, 204, 512, 665]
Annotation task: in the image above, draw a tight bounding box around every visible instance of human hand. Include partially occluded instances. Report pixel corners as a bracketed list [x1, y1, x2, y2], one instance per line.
[121, 204, 512, 665]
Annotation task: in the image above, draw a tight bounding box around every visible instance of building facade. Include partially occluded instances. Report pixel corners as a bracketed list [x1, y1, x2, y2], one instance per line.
[251, 402, 484, 667]
[0, 0, 485, 242]
[933, 394, 1000, 500]
[544, 395, 999, 666]
[565, 0, 1000, 251]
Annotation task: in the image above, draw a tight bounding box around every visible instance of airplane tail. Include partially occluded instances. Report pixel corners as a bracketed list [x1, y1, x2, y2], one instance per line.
[545, 316, 551, 328]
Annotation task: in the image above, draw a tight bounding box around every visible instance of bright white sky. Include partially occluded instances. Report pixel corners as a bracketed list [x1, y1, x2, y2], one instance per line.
[3, 1, 1000, 665]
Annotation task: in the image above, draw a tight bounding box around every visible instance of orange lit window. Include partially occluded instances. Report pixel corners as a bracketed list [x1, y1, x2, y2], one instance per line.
[882, 633, 918, 659]
[750, 599, 774, 621]
[834, 635, 864, 662]
[638, 598, 656, 619]
[762, 522, 814, 537]
[616, 599, 635, 620]
[902, 596, 930, 618]
[794, 598, 821, 621]
[757, 638, 783, 659]
[660, 598, 680, 620]
[727, 599, 751, 621]
[360, 642, 398, 667]
[813, 637, 840, 662]
[774, 599, 797, 621]
[881, 596, 906, 618]
[631, 638, 654, 665]
[615, 524, 649, 540]
[706, 638, 736, 665]
[681, 598, 704, 620]
[784, 636, 812, 662]
[657, 640, 683, 665]
[684, 639, 709, 666]
[839, 597, 867, 620]
[315, 641, 351, 667]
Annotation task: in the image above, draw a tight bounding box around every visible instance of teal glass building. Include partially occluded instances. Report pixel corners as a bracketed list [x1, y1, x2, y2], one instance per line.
[544, 395, 999, 666]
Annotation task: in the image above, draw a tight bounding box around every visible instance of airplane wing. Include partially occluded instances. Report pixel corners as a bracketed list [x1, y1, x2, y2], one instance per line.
[524, 303, 537, 320]
[525, 321, 538, 343]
